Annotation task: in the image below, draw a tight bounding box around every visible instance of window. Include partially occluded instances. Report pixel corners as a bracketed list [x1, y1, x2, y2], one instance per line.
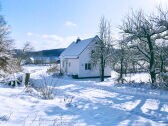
[69, 62, 71, 67]
[85, 63, 91, 70]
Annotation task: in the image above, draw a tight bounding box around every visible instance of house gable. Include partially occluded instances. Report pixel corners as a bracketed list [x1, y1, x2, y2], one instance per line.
[60, 35, 111, 78]
[60, 35, 100, 59]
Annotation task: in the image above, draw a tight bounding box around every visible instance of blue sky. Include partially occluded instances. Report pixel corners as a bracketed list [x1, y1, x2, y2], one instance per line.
[1, 0, 168, 50]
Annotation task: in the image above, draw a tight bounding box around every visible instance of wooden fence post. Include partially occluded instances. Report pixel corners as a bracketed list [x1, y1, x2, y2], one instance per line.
[25, 73, 30, 87]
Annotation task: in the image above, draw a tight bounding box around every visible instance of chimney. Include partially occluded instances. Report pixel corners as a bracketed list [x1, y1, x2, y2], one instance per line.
[76, 37, 81, 43]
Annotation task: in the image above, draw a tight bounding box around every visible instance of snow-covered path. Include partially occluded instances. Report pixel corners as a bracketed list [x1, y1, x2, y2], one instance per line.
[0, 65, 168, 126]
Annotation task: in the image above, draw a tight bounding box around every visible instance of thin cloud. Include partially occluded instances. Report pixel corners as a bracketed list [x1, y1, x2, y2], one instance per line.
[25, 33, 78, 50]
[42, 34, 64, 42]
[64, 21, 77, 27]
[40, 34, 77, 49]
[27, 32, 33, 36]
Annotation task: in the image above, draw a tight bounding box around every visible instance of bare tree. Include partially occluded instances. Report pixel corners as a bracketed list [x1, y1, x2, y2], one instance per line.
[16, 41, 33, 66]
[112, 36, 136, 83]
[154, 7, 168, 73]
[116, 39, 129, 83]
[155, 41, 168, 73]
[91, 17, 113, 81]
[120, 10, 168, 86]
[0, 15, 18, 75]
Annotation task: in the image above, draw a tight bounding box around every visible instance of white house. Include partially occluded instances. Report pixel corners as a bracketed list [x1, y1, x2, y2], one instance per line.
[59, 35, 111, 78]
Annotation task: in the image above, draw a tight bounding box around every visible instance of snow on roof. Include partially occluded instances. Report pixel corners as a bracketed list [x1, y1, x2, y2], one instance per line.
[60, 36, 98, 58]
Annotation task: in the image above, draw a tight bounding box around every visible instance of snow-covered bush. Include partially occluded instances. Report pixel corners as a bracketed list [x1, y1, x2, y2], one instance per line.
[158, 72, 168, 89]
[0, 73, 23, 87]
[47, 64, 63, 78]
[39, 85, 54, 99]
[63, 96, 75, 108]
[30, 74, 58, 100]
[38, 75, 55, 99]
[0, 113, 12, 122]
[46, 64, 59, 74]
[23, 85, 41, 98]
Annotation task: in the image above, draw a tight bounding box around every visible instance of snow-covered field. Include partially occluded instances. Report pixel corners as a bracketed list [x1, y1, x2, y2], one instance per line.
[0, 65, 168, 126]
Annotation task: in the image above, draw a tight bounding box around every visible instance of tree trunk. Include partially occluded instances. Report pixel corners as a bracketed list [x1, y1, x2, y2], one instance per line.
[100, 66, 104, 82]
[160, 54, 164, 73]
[147, 36, 156, 84]
[100, 55, 104, 82]
[119, 56, 124, 83]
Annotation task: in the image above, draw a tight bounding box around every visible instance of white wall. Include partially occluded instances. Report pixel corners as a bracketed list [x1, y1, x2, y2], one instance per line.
[66, 58, 79, 75]
[60, 58, 79, 75]
[78, 41, 111, 78]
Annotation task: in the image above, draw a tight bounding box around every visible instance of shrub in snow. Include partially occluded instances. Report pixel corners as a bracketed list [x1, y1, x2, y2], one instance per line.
[2, 73, 23, 87]
[63, 96, 75, 108]
[47, 64, 58, 73]
[32, 74, 58, 100]
[39, 85, 54, 99]
[7, 79, 21, 87]
[117, 77, 126, 84]
[158, 72, 168, 89]
[47, 64, 64, 78]
[47, 64, 59, 74]
[23, 85, 41, 98]
[39, 82, 54, 99]
[0, 113, 12, 122]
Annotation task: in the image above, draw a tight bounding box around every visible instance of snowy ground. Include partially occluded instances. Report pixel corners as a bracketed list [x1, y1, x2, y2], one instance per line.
[0, 65, 168, 126]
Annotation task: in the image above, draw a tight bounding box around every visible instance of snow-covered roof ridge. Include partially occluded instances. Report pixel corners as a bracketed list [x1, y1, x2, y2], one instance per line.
[60, 35, 99, 58]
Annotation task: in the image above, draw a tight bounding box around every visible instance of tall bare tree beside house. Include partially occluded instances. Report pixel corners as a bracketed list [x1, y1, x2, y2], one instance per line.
[91, 17, 113, 81]
[120, 10, 168, 86]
